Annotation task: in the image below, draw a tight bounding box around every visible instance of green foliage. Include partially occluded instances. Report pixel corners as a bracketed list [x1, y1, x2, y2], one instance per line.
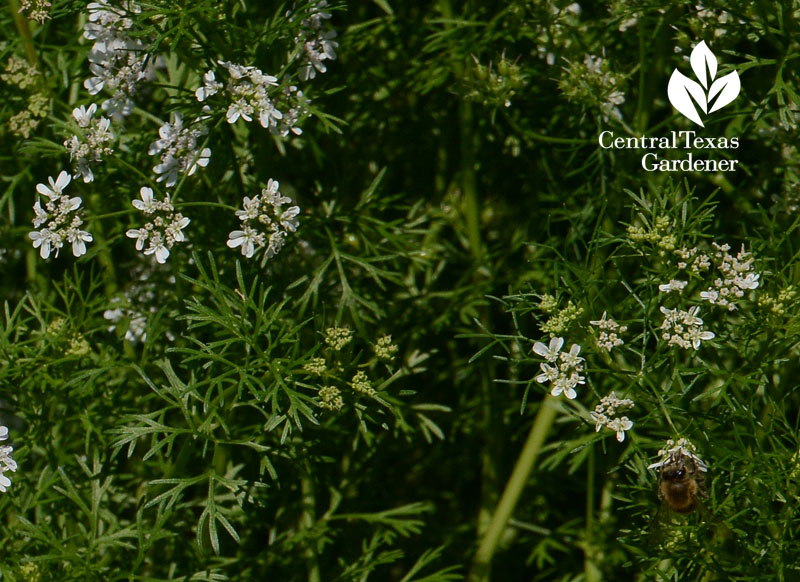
[1, 0, 799, 581]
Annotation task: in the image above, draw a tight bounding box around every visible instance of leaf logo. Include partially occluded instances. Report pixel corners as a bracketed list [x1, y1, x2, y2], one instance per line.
[667, 41, 740, 127]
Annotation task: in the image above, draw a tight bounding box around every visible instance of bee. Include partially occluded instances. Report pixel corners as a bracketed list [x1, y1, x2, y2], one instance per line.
[657, 451, 708, 513]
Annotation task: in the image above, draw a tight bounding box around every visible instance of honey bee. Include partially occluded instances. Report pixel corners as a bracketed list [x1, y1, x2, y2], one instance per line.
[657, 451, 708, 513]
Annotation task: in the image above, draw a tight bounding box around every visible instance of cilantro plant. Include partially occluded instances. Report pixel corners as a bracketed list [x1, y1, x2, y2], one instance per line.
[1, 1, 799, 581]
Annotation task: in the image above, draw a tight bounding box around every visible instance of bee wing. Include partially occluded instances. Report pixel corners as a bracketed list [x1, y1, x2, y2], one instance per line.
[692, 496, 740, 553]
[646, 500, 677, 546]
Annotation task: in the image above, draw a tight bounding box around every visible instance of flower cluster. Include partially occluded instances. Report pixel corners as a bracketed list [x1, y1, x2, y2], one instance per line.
[125, 187, 190, 263]
[531, 2, 582, 65]
[198, 61, 283, 130]
[103, 263, 177, 343]
[318, 386, 344, 411]
[290, 0, 339, 81]
[659, 305, 715, 350]
[148, 113, 211, 187]
[588, 311, 627, 352]
[2, 55, 39, 90]
[559, 53, 625, 122]
[18, 0, 51, 23]
[83, 0, 148, 116]
[325, 326, 353, 351]
[626, 215, 676, 252]
[658, 279, 688, 294]
[647, 437, 708, 472]
[533, 337, 585, 400]
[758, 285, 796, 316]
[303, 357, 327, 375]
[700, 243, 760, 310]
[374, 335, 399, 360]
[29, 172, 93, 259]
[0, 426, 17, 493]
[351, 371, 376, 397]
[226, 179, 300, 259]
[674, 245, 711, 273]
[64, 104, 114, 183]
[590, 392, 634, 442]
[540, 299, 584, 335]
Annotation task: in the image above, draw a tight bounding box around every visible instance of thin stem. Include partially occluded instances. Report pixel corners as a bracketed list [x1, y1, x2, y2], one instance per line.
[8, 0, 38, 68]
[584, 444, 601, 582]
[301, 469, 321, 582]
[468, 397, 560, 582]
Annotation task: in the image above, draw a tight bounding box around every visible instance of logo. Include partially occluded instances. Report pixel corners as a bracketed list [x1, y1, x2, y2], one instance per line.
[667, 41, 740, 127]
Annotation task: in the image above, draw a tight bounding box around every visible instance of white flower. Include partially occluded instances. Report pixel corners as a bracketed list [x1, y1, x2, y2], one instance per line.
[32, 200, 48, 228]
[126, 187, 190, 263]
[73, 103, 98, 127]
[29, 173, 91, 259]
[36, 171, 71, 199]
[659, 279, 688, 293]
[227, 227, 259, 258]
[559, 343, 583, 367]
[29, 229, 54, 259]
[227, 99, 253, 124]
[590, 392, 634, 441]
[132, 186, 158, 213]
[148, 113, 211, 187]
[660, 304, 713, 350]
[227, 180, 300, 260]
[0, 426, 17, 493]
[533, 337, 585, 400]
[608, 416, 633, 442]
[67, 227, 93, 257]
[550, 379, 577, 400]
[532, 336, 564, 362]
[126, 227, 148, 250]
[736, 273, 760, 290]
[195, 70, 221, 101]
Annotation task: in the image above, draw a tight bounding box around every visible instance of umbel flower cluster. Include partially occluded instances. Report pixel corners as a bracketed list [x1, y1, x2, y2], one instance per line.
[25, 0, 338, 263]
[701, 243, 761, 310]
[588, 311, 627, 352]
[291, 0, 339, 81]
[148, 113, 211, 187]
[126, 187, 190, 263]
[227, 179, 300, 259]
[64, 103, 114, 183]
[83, 0, 149, 116]
[533, 337, 585, 399]
[197, 61, 281, 129]
[29, 172, 93, 259]
[591, 392, 634, 442]
[659, 305, 715, 350]
[0, 426, 17, 493]
[647, 437, 708, 472]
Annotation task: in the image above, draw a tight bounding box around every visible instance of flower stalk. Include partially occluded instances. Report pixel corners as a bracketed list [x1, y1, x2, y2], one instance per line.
[468, 397, 559, 582]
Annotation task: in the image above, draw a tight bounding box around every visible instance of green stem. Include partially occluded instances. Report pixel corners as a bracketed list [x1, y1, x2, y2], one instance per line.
[8, 0, 38, 68]
[88, 193, 119, 299]
[584, 445, 601, 582]
[468, 397, 560, 582]
[460, 99, 483, 262]
[301, 470, 321, 582]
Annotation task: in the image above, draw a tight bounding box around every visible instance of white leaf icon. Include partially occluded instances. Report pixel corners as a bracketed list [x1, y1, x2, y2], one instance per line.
[707, 71, 741, 113]
[668, 69, 707, 127]
[690, 41, 717, 89]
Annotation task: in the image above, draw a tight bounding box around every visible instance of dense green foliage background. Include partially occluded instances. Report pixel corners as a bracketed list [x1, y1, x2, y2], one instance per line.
[1, 0, 799, 580]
